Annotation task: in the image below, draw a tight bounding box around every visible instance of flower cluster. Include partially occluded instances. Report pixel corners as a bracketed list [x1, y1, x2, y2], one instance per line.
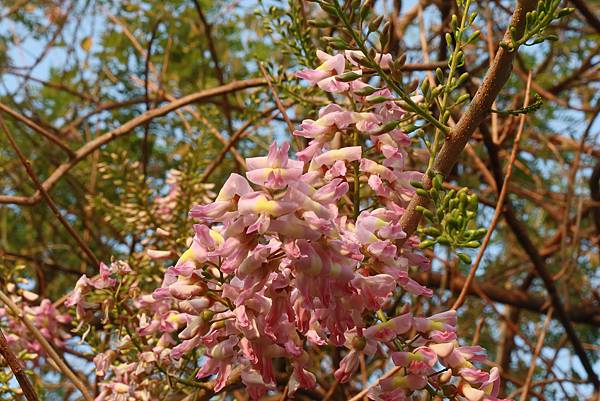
[1, 282, 71, 364]
[73, 50, 512, 401]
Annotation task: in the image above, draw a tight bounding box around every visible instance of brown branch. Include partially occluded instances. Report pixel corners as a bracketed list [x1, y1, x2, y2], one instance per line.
[399, 0, 538, 236]
[0, 115, 100, 267]
[191, 0, 235, 135]
[0, 248, 83, 276]
[1, 69, 98, 103]
[142, 20, 160, 179]
[0, 102, 75, 158]
[0, 78, 268, 206]
[0, 328, 41, 401]
[411, 271, 600, 326]
[519, 308, 553, 401]
[452, 72, 532, 310]
[481, 122, 600, 389]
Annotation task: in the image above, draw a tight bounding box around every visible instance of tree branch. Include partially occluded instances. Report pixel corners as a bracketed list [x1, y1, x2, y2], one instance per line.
[411, 271, 600, 326]
[0, 102, 75, 158]
[0, 78, 268, 206]
[399, 0, 537, 236]
[482, 122, 600, 389]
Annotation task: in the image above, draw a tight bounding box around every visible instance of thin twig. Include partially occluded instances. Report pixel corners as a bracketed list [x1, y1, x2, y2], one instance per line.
[452, 72, 533, 310]
[142, 19, 161, 179]
[359, 352, 369, 401]
[410, 270, 600, 326]
[321, 379, 339, 401]
[200, 105, 282, 182]
[519, 308, 554, 401]
[258, 63, 300, 147]
[0, 102, 75, 158]
[191, 0, 235, 135]
[482, 113, 600, 389]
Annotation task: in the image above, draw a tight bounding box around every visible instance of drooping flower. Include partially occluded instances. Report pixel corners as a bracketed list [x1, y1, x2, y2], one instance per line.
[296, 50, 348, 92]
[246, 142, 303, 189]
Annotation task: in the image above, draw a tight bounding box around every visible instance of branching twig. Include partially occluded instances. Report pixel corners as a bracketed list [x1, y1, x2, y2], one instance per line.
[0, 102, 75, 158]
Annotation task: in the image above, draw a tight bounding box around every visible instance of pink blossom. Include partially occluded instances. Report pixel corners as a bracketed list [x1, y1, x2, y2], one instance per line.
[414, 310, 457, 333]
[334, 350, 360, 383]
[246, 142, 303, 189]
[294, 104, 353, 139]
[296, 50, 348, 92]
[79, 46, 512, 401]
[309, 146, 362, 170]
[391, 346, 437, 374]
[190, 173, 252, 221]
[365, 313, 413, 342]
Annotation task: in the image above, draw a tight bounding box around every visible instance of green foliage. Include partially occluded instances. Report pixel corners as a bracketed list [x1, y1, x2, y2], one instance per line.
[502, 0, 574, 51]
[414, 174, 484, 264]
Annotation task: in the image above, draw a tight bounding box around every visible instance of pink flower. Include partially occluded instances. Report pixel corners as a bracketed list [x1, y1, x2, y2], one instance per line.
[288, 357, 317, 395]
[414, 310, 457, 333]
[237, 192, 297, 233]
[365, 313, 413, 342]
[241, 368, 275, 400]
[334, 350, 359, 383]
[190, 173, 252, 221]
[294, 104, 353, 139]
[65, 275, 91, 319]
[461, 371, 509, 401]
[351, 274, 396, 310]
[91, 262, 117, 289]
[360, 159, 397, 182]
[309, 146, 362, 170]
[246, 142, 304, 189]
[443, 345, 487, 370]
[168, 280, 206, 300]
[93, 44, 513, 399]
[391, 346, 437, 374]
[461, 368, 492, 385]
[368, 373, 427, 401]
[94, 351, 115, 377]
[296, 50, 348, 92]
[352, 112, 381, 133]
[196, 336, 239, 392]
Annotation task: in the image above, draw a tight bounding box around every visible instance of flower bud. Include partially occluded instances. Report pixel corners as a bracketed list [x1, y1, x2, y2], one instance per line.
[352, 335, 367, 351]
